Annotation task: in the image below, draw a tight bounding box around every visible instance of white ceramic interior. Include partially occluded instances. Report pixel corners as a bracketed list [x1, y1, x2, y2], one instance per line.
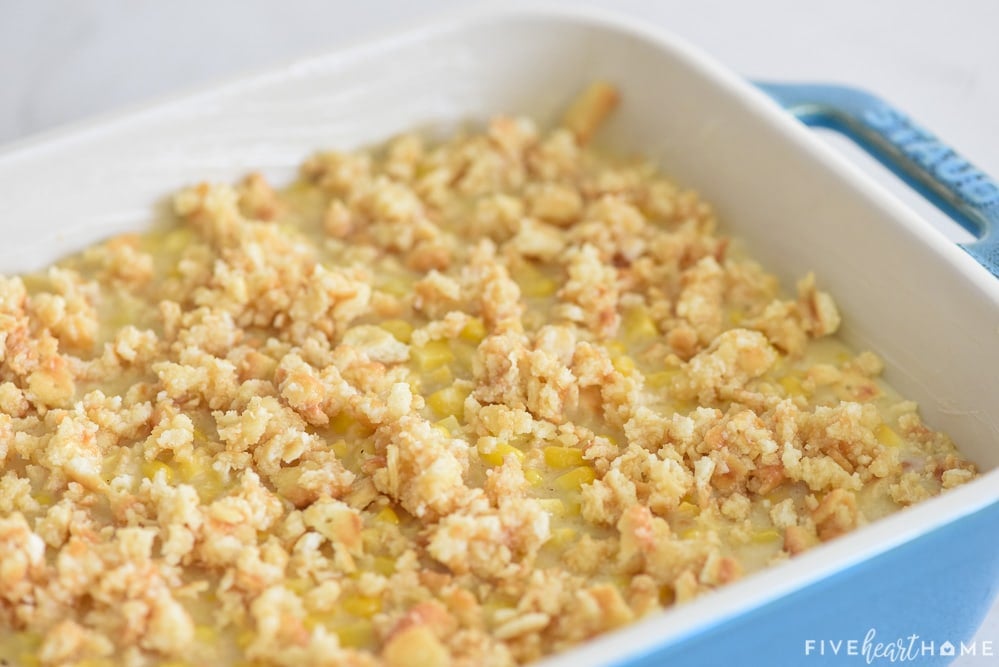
[1, 7, 996, 665]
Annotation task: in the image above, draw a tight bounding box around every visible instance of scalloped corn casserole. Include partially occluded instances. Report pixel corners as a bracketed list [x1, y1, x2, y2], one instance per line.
[0, 84, 976, 667]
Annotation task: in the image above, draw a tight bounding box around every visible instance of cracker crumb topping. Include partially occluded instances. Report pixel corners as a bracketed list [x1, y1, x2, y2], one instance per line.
[0, 83, 976, 667]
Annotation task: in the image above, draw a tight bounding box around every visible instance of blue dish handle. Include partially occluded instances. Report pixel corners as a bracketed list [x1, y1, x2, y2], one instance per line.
[754, 82, 999, 278]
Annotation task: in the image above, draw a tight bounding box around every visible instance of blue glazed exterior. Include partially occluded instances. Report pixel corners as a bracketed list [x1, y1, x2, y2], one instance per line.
[615, 502, 999, 666]
[754, 83, 999, 278]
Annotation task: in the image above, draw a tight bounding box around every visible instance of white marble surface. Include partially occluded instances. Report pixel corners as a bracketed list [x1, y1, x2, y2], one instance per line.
[1, 0, 996, 663]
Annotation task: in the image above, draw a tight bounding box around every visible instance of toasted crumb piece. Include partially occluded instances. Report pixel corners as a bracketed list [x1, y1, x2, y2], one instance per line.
[681, 328, 777, 403]
[527, 183, 583, 227]
[783, 525, 817, 556]
[383, 625, 451, 667]
[811, 488, 858, 541]
[237, 172, 282, 220]
[890, 471, 933, 505]
[373, 416, 470, 519]
[558, 244, 620, 338]
[562, 81, 620, 145]
[796, 273, 841, 337]
[941, 468, 974, 489]
[39, 620, 114, 664]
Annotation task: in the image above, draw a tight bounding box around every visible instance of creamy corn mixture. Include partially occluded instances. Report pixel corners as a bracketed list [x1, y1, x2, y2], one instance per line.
[0, 84, 977, 667]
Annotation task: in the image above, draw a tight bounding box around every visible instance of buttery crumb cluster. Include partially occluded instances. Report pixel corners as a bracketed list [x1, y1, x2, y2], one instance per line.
[0, 86, 976, 667]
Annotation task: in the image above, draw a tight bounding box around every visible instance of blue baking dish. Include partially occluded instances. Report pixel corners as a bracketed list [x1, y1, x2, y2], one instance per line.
[0, 6, 995, 666]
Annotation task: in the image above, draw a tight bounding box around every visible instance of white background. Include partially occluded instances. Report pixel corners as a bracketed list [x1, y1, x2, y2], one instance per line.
[1, 0, 996, 663]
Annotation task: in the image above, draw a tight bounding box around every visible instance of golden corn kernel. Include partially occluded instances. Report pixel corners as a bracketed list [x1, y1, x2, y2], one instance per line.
[359, 527, 380, 548]
[335, 620, 375, 649]
[478, 445, 501, 467]
[373, 556, 396, 576]
[543, 446, 585, 469]
[728, 309, 744, 326]
[426, 364, 454, 387]
[876, 423, 902, 447]
[16, 653, 40, 667]
[554, 466, 596, 491]
[141, 460, 174, 483]
[460, 317, 487, 343]
[537, 498, 568, 517]
[412, 340, 455, 371]
[175, 456, 197, 480]
[108, 301, 144, 333]
[482, 590, 519, 616]
[763, 490, 787, 506]
[434, 415, 461, 436]
[612, 355, 636, 374]
[675, 501, 700, 518]
[330, 411, 355, 434]
[331, 439, 349, 458]
[751, 529, 781, 544]
[548, 527, 578, 548]
[378, 276, 410, 297]
[34, 492, 53, 506]
[162, 227, 195, 253]
[779, 375, 806, 397]
[517, 263, 558, 298]
[622, 306, 658, 341]
[194, 625, 217, 643]
[646, 370, 676, 389]
[538, 498, 583, 519]
[375, 506, 400, 525]
[426, 385, 469, 420]
[235, 629, 255, 648]
[450, 340, 476, 370]
[670, 399, 696, 414]
[606, 341, 627, 357]
[380, 319, 414, 343]
[199, 477, 226, 504]
[679, 527, 701, 540]
[609, 574, 632, 592]
[177, 461, 225, 502]
[478, 441, 525, 467]
[286, 578, 311, 595]
[341, 595, 381, 618]
[659, 585, 676, 606]
[524, 469, 543, 486]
